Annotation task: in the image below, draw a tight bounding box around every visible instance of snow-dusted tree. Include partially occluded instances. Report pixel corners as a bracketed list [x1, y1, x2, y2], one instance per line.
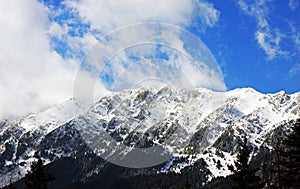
[280, 119, 300, 188]
[24, 158, 55, 189]
[232, 136, 262, 189]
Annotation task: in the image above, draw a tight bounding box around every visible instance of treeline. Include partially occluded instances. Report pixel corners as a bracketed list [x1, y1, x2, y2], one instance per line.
[6, 158, 55, 189]
[207, 119, 300, 189]
[121, 119, 300, 189]
[266, 119, 300, 188]
[6, 119, 300, 189]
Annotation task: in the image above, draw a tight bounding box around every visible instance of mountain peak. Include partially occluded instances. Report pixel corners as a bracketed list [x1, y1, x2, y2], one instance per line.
[0, 87, 299, 188]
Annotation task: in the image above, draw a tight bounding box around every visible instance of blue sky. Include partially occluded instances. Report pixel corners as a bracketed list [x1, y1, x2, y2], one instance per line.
[44, 0, 300, 93]
[0, 0, 300, 116]
[202, 0, 300, 94]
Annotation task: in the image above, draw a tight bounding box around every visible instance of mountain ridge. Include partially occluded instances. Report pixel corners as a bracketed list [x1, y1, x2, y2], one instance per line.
[0, 87, 299, 188]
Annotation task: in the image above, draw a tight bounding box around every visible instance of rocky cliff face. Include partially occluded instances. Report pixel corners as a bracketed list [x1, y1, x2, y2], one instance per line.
[0, 87, 299, 188]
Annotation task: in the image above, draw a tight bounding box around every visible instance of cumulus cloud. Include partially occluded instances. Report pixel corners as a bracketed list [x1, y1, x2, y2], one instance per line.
[0, 0, 223, 117]
[48, 22, 68, 39]
[76, 23, 226, 95]
[67, 0, 219, 32]
[196, 1, 220, 28]
[0, 0, 77, 117]
[69, 0, 225, 103]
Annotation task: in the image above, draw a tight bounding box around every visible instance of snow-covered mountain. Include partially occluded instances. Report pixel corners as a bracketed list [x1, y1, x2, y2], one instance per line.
[0, 87, 299, 188]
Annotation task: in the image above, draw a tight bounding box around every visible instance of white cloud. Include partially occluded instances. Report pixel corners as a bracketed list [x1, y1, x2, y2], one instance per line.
[289, 0, 299, 10]
[67, 0, 219, 32]
[48, 22, 68, 39]
[66, 0, 225, 94]
[288, 63, 300, 77]
[293, 33, 300, 52]
[236, 0, 286, 59]
[0, 0, 223, 117]
[79, 23, 226, 94]
[0, 0, 77, 117]
[255, 30, 284, 59]
[197, 1, 220, 27]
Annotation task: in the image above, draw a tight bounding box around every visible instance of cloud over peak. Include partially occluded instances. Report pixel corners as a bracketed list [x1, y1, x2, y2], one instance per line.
[67, 0, 220, 32]
[0, 0, 77, 117]
[0, 0, 222, 117]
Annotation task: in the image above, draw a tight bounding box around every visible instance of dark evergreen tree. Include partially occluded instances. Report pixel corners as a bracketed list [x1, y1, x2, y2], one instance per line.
[232, 136, 262, 189]
[24, 158, 55, 189]
[181, 177, 191, 189]
[6, 180, 16, 189]
[235, 136, 250, 174]
[268, 139, 284, 189]
[280, 119, 300, 188]
[267, 119, 300, 189]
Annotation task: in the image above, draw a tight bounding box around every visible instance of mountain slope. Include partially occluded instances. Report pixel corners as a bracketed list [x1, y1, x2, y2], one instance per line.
[0, 87, 299, 188]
